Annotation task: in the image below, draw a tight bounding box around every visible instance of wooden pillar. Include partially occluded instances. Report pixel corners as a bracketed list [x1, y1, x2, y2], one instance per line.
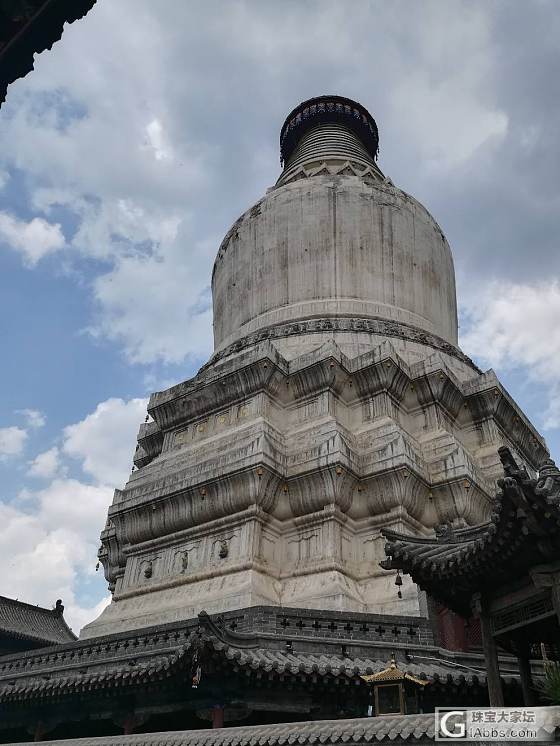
[473, 593, 504, 706]
[116, 713, 148, 735]
[551, 581, 560, 625]
[122, 715, 137, 735]
[530, 565, 560, 626]
[212, 705, 224, 729]
[518, 655, 535, 706]
[33, 721, 46, 742]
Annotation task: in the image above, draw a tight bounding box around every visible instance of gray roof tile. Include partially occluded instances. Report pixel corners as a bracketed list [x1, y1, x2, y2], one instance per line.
[9, 708, 558, 745]
[0, 596, 76, 647]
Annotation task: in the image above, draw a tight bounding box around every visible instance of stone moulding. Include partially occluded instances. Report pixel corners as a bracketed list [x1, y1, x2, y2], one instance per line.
[275, 158, 385, 189]
[204, 316, 479, 372]
[110, 468, 282, 545]
[111, 503, 425, 595]
[139, 345, 545, 480]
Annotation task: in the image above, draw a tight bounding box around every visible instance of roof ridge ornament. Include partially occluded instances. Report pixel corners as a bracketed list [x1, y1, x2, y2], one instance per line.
[434, 523, 456, 543]
[360, 656, 429, 686]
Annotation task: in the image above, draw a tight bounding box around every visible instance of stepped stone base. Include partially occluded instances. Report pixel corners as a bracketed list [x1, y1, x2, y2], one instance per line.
[82, 564, 422, 639]
[81, 333, 546, 640]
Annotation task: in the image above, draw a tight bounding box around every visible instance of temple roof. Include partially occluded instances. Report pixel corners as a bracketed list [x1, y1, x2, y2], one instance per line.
[0, 609, 521, 705]
[0, 0, 97, 108]
[11, 710, 560, 746]
[0, 596, 76, 648]
[207, 641, 492, 688]
[0, 714, 445, 745]
[381, 447, 560, 617]
[360, 657, 428, 686]
[0, 638, 499, 704]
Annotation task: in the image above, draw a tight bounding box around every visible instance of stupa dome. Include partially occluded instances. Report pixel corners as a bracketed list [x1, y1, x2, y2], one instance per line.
[212, 95, 459, 367]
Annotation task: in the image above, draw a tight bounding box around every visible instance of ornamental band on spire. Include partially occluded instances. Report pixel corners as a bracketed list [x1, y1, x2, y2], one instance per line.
[279, 95, 380, 165]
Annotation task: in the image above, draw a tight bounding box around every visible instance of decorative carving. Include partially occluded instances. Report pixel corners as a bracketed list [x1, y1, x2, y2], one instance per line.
[278, 159, 384, 189]
[174, 428, 189, 446]
[537, 458, 560, 503]
[98, 518, 125, 595]
[143, 561, 153, 579]
[434, 524, 456, 543]
[498, 446, 527, 478]
[287, 533, 319, 563]
[205, 316, 479, 373]
[288, 467, 355, 516]
[218, 541, 229, 559]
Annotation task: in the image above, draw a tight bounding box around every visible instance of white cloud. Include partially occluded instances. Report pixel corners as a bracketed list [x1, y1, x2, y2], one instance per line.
[461, 280, 560, 428]
[0, 212, 66, 266]
[0, 480, 113, 632]
[91, 234, 214, 364]
[28, 446, 62, 479]
[387, 4, 508, 169]
[145, 118, 173, 162]
[33, 478, 112, 535]
[67, 595, 111, 636]
[0, 1, 516, 366]
[63, 397, 148, 486]
[393, 74, 508, 169]
[1, 395, 151, 630]
[18, 408, 46, 429]
[0, 426, 27, 458]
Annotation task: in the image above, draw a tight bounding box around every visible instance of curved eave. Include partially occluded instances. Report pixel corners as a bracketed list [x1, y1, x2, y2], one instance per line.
[381, 447, 560, 617]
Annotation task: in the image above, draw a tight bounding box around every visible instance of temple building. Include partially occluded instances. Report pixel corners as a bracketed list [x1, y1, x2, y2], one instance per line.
[0, 96, 557, 743]
[0, 598, 76, 657]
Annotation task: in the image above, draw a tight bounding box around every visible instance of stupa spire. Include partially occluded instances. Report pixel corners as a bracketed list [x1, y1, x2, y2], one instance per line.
[277, 95, 383, 187]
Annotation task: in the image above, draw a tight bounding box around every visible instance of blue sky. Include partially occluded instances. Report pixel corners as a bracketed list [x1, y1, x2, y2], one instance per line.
[1, 0, 559, 632]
